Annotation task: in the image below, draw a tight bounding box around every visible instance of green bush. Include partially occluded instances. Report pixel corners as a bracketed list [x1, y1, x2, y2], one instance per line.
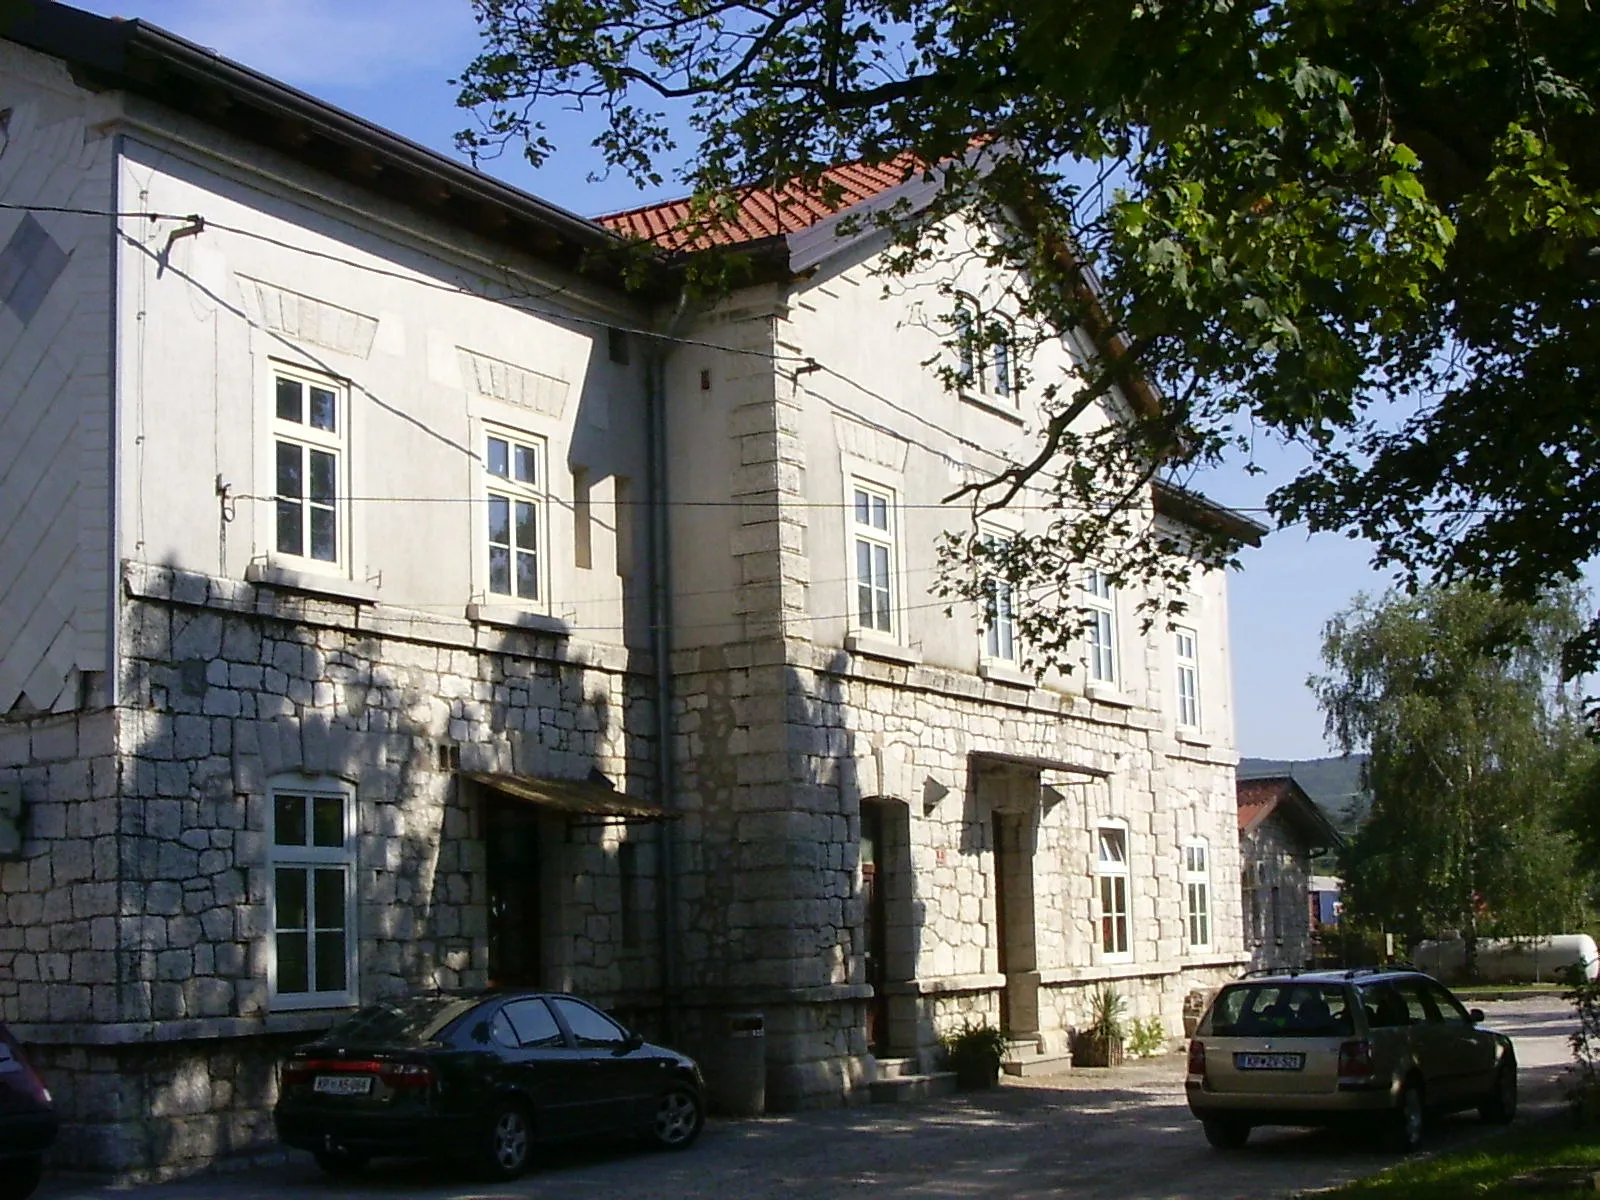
[1127, 1016, 1167, 1057]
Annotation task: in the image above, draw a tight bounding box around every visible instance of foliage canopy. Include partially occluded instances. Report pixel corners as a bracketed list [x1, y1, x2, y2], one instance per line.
[458, 0, 1600, 667]
[1312, 586, 1595, 958]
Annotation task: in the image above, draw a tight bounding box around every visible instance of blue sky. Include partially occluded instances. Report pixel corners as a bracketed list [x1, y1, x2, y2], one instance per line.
[75, 0, 1412, 760]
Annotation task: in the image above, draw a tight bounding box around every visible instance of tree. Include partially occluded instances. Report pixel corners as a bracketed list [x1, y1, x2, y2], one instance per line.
[1311, 586, 1595, 975]
[456, 1, 1600, 671]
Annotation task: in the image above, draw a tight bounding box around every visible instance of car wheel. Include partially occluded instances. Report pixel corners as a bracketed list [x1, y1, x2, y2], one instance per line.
[479, 1100, 534, 1181]
[0, 1155, 43, 1200]
[650, 1085, 704, 1150]
[1479, 1059, 1518, 1124]
[1201, 1118, 1250, 1150]
[312, 1144, 369, 1178]
[1383, 1079, 1426, 1153]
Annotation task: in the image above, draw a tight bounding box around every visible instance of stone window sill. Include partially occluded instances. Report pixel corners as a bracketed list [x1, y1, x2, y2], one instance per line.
[845, 632, 922, 665]
[1086, 681, 1133, 707]
[247, 561, 379, 604]
[959, 391, 1025, 424]
[978, 659, 1032, 687]
[467, 604, 571, 636]
[1176, 728, 1214, 747]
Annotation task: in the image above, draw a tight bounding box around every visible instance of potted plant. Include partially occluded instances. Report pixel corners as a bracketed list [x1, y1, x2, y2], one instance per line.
[941, 1018, 1008, 1089]
[1075, 985, 1126, 1068]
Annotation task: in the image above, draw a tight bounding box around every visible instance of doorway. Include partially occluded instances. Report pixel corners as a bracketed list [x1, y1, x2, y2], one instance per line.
[861, 802, 889, 1052]
[485, 799, 544, 987]
[991, 807, 1039, 1037]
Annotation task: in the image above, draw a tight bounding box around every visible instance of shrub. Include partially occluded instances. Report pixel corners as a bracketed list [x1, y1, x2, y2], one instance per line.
[1128, 1016, 1167, 1057]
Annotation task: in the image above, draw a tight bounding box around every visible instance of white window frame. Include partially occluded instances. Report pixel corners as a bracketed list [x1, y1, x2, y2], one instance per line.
[481, 426, 549, 608]
[952, 295, 1019, 405]
[267, 778, 357, 1011]
[1175, 627, 1201, 727]
[1084, 570, 1119, 685]
[849, 479, 899, 639]
[1183, 840, 1212, 950]
[270, 366, 348, 574]
[980, 529, 1018, 664]
[1094, 824, 1132, 961]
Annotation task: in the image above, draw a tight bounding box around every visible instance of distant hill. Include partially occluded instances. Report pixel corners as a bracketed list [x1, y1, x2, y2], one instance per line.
[1238, 754, 1370, 836]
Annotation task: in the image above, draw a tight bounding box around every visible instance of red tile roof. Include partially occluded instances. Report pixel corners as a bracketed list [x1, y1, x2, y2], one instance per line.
[598, 156, 927, 251]
[1237, 776, 1343, 848]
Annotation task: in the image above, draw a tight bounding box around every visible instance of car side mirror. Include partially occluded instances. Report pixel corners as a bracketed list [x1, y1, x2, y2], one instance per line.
[619, 1031, 645, 1053]
[1468, 1009, 1485, 1025]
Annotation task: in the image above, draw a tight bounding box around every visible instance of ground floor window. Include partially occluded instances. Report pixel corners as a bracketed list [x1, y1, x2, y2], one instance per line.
[1096, 826, 1130, 958]
[269, 780, 356, 1009]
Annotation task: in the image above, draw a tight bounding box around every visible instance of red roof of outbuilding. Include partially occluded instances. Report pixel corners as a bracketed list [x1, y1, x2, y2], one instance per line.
[598, 156, 926, 250]
[1237, 776, 1343, 848]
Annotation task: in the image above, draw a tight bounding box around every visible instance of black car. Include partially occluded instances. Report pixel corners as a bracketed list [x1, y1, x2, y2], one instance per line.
[274, 991, 705, 1180]
[0, 1022, 58, 1200]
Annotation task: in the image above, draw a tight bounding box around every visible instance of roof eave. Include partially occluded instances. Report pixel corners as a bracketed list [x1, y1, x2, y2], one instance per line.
[7, 2, 670, 292]
[1153, 479, 1270, 548]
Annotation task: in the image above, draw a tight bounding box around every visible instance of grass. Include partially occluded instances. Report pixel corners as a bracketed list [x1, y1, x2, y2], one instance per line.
[1313, 1122, 1600, 1198]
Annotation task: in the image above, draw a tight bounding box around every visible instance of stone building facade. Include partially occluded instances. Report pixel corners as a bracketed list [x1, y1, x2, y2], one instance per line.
[1236, 776, 1343, 973]
[1, 1, 1265, 1178]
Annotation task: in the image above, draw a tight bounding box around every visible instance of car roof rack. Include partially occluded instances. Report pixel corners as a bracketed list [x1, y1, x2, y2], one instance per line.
[1238, 967, 1300, 979]
[1340, 962, 1419, 980]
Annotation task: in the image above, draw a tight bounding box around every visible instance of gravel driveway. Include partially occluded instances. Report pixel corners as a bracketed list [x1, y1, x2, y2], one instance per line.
[35, 995, 1579, 1200]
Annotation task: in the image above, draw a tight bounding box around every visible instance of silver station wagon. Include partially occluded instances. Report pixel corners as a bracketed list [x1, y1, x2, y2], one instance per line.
[1185, 968, 1517, 1151]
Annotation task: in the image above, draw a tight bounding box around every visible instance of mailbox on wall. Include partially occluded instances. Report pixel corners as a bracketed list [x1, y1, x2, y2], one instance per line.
[0, 782, 21, 859]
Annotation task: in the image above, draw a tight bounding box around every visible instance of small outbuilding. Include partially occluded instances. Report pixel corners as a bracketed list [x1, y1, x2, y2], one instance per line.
[1236, 777, 1343, 972]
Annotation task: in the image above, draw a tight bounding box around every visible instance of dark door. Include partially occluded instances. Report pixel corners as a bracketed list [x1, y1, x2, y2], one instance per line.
[992, 813, 1010, 1032]
[861, 804, 889, 1051]
[486, 801, 542, 987]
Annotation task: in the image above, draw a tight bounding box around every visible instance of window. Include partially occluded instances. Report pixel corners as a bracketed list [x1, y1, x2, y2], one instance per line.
[1184, 842, 1211, 949]
[550, 996, 629, 1047]
[1242, 863, 1263, 946]
[951, 296, 1018, 403]
[851, 482, 897, 635]
[1085, 570, 1118, 685]
[1175, 627, 1200, 726]
[497, 998, 566, 1047]
[981, 532, 1017, 662]
[273, 370, 346, 568]
[955, 295, 978, 388]
[1095, 826, 1130, 958]
[485, 430, 546, 603]
[269, 782, 355, 1009]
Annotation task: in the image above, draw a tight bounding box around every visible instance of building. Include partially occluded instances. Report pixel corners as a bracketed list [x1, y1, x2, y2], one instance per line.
[1235, 777, 1343, 972]
[0, 1, 1263, 1178]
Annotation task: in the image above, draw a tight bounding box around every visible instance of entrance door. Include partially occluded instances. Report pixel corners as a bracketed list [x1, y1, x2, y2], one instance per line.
[485, 800, 543, 987]
[992, 809, 1039, 1037]
[861, 803, 889, 1052]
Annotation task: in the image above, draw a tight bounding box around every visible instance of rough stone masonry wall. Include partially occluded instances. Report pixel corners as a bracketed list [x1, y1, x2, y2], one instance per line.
[1243, 810, 1314, 973]
[0, 561, 658, 1175]
[668, 635, 1247, 1108]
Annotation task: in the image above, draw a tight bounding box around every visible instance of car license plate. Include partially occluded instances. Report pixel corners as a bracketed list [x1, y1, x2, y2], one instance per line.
[1235, 1052, 1304, 1071]
[313, 1075, 373, 1096]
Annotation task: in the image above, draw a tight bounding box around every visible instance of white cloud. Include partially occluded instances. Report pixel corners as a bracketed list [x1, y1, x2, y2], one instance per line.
[80, 0, 480, 91]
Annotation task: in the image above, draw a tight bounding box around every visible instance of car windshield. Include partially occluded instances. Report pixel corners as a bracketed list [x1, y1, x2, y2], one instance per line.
[1209, 982, 1355, 1038]
[325, 996, 481, 1045]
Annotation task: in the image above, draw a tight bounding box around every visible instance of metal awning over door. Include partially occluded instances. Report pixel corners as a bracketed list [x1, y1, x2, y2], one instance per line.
[458, 771, 678, 823]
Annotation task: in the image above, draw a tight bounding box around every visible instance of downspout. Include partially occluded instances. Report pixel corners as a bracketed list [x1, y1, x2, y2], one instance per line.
[645, 300, 686, 1043]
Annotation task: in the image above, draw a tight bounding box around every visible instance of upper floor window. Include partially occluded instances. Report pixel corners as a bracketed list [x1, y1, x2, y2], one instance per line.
[1095, 825, 1131, 958]
[485, 430, 546, 603]
[1085, 570, 1118, 685]
[952, 295, 1018, 404]
[1175, 627, 1201, 726]
[981, 531, 1017, 662]
[269, 781, 356, 1010]
[273, 370, 346, 568]
[851, 482, 898, 636]
[1184, 841, 1211, 949]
